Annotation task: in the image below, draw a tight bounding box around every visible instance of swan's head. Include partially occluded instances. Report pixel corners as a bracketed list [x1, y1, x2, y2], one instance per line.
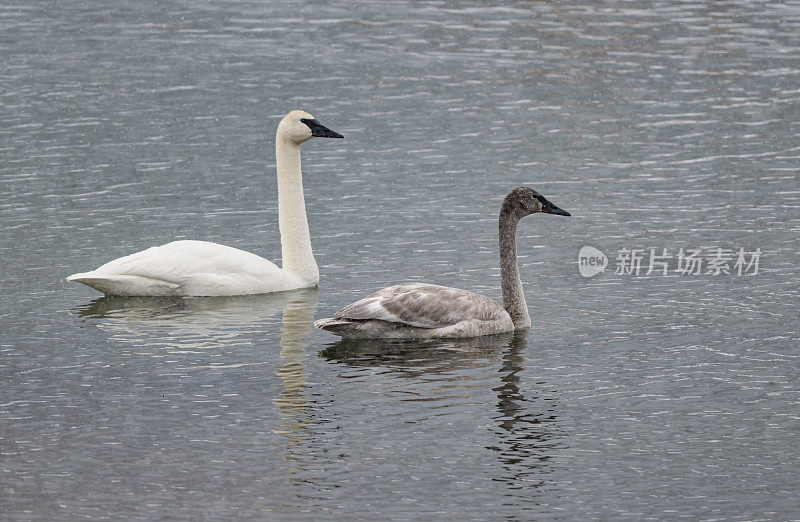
[503, 186, 571, 218]
[277, 110, 343, 144]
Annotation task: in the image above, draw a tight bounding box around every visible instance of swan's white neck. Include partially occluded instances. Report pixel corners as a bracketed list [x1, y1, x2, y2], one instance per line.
[276, 136, 318, 285]
[498, 208, 531, 329]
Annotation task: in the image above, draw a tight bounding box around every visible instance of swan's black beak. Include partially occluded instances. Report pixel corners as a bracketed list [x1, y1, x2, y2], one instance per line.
[539, 196, 571, 216]
[301, 118, 344, 139]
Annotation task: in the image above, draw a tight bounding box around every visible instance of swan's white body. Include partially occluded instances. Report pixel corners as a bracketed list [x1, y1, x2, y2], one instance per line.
[67, 240, 305, 296]
[67, 110, 341, 296]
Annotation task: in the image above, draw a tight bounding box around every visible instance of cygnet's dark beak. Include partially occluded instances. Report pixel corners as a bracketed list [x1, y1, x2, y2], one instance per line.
[539, 195, 571, 216]
[301, 118, 344, 139]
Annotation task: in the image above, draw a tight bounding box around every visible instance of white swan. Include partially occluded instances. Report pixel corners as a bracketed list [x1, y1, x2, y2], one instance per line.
[315, 187, 570, 339]
[67, 110, 343, 296]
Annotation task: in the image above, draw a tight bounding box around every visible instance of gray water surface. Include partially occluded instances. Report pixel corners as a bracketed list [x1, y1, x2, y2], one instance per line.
[2, 1, 799, 519]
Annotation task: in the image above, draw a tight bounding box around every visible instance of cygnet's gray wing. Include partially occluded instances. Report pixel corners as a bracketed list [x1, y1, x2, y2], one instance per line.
[335, 283, 507, 328]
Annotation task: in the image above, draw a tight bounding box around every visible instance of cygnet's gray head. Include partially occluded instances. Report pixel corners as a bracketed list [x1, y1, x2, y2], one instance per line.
[502, 186, 571, 218]
[278, 110, 344, 144]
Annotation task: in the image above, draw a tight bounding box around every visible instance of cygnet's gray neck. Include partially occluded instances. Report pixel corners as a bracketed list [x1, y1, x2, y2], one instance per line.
[498, 207, 531, 329]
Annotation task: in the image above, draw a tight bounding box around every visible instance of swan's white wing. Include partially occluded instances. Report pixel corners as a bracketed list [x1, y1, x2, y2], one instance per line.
[92, 240, 280, 280]
[69, 240, 295, 295]
[335, 283, 507, 329]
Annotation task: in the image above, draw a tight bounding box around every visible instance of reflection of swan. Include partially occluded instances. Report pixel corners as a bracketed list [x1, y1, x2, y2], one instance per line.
[272, 291, 319, 440]
[67, 110, 343, 296]
[316, 187, 570, 339]
[74, 289, 320, 461]
[72, 289, 319, 352]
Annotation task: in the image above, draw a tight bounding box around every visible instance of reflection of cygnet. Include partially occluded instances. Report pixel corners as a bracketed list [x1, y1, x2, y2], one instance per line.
[321, 331, 515, 364]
